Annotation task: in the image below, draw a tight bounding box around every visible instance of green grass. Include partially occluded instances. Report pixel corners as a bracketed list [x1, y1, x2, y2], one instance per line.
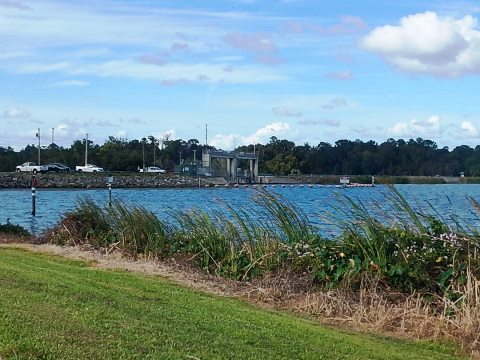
[0, 248, 465, 360]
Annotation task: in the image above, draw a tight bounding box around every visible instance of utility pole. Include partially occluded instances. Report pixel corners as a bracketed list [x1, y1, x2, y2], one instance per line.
[193, 149, 197, 164]
[36, 128, 41, 165]
[85, 133, 88, 166]
[142, 141, 145, 172]
[51, 127, 54, 145]
[205, 123, 208, 146]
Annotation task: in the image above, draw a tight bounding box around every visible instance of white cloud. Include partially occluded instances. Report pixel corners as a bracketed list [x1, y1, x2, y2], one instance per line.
[115, 130, 128, 138]
[14, 59, 284, 85]
[390, 115, 442, 137]
[461, 120, 479, 137]
[298, 118, 340, 127]
[272, 106, 302, 117]
[326, 70, 353, 80]
[153, 129, 177, 144]
[0, 0, 30, 10]
[50, 80, 90, 87]
[62, 117, 115, 127]
[321, 97, 347, 110]
[361, 12, 480, 77]
[2, 107, 30, 118]
[210, 122, 291, 149]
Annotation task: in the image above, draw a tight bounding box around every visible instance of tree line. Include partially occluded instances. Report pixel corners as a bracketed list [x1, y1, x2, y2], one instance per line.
[1, 136, 480, 176]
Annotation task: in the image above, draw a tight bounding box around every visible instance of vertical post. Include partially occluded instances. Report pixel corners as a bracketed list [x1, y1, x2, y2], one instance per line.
[36, 128, 41, 165]
[142, 141, 145, 172]
[153, 139, 156, 166]
[193, 149, 197, 164]
[84, 133, 88, 166]
[31, 174, 36, 216]
[108, 183, 112, 208]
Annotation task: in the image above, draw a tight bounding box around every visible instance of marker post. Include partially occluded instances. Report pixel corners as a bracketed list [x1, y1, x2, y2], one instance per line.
[31, 174, 36, 216]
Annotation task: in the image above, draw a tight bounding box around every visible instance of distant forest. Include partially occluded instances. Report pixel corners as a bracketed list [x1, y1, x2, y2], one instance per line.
[1, 136, 480, 176]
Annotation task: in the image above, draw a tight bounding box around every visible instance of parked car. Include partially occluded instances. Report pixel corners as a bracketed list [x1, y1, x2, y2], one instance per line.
[139, 166, 166, 173]
[47, 163, 70, 172]
[15, 162, 48, 173]
[76, 164, 104, 173]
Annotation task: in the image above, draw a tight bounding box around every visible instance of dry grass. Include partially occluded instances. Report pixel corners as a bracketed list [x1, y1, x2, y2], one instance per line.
[243, 271, 480, 358]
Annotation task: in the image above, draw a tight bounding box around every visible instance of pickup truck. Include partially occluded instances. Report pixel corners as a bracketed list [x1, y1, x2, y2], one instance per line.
[15, 162, 48, 173]
[139, 166, 166, 173]
[76, 164, 104, 173]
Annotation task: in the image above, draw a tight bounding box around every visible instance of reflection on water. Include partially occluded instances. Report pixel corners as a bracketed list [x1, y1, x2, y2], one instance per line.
[0, 184, 479, 237]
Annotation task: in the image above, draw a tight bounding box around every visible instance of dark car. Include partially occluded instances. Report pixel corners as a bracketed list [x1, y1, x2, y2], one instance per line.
[47, 163, 70, 172]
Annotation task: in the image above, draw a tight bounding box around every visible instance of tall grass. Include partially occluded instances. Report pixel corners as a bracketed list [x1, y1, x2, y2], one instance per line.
[46, 187, 480, 296]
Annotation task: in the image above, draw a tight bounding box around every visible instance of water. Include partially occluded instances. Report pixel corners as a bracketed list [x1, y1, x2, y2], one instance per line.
[1, 185, 479, 236]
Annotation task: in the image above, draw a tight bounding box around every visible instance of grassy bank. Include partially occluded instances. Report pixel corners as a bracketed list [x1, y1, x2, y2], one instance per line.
[0, 248, 464, 359]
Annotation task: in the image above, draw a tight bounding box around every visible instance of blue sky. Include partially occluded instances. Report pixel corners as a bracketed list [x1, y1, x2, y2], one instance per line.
[1, 0, 480, 150]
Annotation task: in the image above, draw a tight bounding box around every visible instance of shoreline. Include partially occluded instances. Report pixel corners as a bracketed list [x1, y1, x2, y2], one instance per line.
[0, 172, 479, 189]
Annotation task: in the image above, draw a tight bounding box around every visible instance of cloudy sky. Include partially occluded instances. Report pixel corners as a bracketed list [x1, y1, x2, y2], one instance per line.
[1, 0, 480, 149]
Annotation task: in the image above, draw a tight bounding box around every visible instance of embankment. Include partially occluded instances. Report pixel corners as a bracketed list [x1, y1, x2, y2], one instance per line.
[0, 172, 205, 189]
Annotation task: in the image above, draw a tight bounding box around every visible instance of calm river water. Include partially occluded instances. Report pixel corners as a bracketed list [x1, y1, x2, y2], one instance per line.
[1, 184, 479, 236]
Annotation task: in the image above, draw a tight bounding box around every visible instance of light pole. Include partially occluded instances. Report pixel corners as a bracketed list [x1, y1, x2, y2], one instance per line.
[142, 139, 146, 172]
[84, 133, 88, 166]
[36, 128, 41, 165]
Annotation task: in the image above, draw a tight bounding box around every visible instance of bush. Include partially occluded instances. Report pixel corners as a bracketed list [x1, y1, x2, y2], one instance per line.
[0, 223, 30, 237]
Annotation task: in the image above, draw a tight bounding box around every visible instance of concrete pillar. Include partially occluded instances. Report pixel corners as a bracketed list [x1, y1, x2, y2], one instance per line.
[254, 159, 259, 182]
[232, 157, 237, 182]
[226, 158, 231, 180]
[249, 159, 254, 183]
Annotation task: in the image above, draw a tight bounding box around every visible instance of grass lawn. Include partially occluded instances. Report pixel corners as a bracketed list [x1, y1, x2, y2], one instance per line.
[0, 248, 466, 360]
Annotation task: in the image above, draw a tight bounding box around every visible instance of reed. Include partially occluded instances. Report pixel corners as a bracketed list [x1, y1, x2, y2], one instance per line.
[47, 187, 480, 293]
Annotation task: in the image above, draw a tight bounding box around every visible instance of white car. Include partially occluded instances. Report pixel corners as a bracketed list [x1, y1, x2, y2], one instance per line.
[76, 164, 104, 173]
[16, 162, 48, 173]
[139, 166, 166, 173]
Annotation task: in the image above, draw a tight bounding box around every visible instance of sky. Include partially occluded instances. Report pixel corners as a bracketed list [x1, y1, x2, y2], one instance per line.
[1, 0, 480, 150]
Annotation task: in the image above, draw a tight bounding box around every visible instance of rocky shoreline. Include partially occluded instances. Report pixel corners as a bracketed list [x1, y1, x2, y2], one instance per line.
[0, 172, 475, 189]
[0, 172, 212, 189]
